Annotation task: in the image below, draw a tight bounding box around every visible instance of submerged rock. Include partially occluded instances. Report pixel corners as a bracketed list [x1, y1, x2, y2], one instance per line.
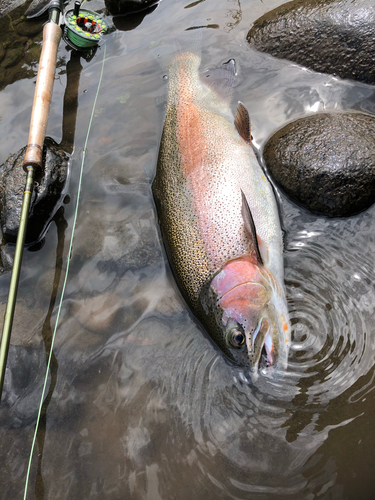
[73, 202, 160, 274]
[263, 112, 375, 217]
[0, 3, 45, 90]
[105, 0, 159, 16]
[2, 45, 24, 69]
[0, 137, 68, 244]
[247, 0, 375, 85]
[0, 343, 47, 429]
[0, 0, 25, 20]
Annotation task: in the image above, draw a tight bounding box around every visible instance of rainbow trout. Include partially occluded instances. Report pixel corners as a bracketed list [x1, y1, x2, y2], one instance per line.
[153, 48, 290, 376]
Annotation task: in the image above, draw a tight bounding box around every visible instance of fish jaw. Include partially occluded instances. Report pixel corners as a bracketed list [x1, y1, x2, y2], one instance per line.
[200, 254, 290, 374]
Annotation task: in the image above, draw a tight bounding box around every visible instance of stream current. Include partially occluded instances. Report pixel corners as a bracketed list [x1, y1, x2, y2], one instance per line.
[0, 0, 375, 498]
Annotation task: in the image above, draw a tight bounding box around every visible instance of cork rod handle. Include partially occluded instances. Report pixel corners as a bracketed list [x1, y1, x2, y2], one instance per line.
[23, 21, 62, 171]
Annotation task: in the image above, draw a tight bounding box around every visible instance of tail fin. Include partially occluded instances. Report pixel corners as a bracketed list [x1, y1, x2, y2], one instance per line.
[151, 23, 236, 110]
[151, 21, 203, 72]
[202, 59, 236, 103]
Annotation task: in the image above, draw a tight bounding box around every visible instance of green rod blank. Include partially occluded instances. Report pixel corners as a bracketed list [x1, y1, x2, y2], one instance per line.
[0, 2, 63, 402]
[0, 167, 35, 398]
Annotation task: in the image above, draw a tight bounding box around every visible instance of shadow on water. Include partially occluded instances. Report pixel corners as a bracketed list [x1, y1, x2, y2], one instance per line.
[301, 364, 375, 499]
[60, 51, 83, 155]
[112, 3, 159, 32]
[34, 207, 67, 500]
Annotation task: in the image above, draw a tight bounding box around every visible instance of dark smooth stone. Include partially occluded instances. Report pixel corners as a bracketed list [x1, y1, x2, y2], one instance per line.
[0, 137, 68, 244]
[263, 112, 375, 217]
[105, 0, 159, 16]
[247, 0, 375, 85]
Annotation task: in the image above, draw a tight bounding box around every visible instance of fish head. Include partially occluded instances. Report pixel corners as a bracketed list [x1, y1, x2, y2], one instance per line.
[201, 256, 289, 377]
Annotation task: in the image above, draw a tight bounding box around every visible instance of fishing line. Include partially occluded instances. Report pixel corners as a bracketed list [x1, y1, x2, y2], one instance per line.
[23, 43, 107, 500]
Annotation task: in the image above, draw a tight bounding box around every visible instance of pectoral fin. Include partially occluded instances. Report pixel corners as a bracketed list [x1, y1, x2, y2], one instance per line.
[235, 102, 251, 145]
[241, 190, 263, 266]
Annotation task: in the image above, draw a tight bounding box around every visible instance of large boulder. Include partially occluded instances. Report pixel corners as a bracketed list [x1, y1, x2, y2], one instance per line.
[263, 112, 375, 217]
[247, 0, 375, 86]
[0, 137, 68, 244]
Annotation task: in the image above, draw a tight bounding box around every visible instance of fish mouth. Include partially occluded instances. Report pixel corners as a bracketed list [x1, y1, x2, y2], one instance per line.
[249, 318, 275, 374]
[258, 332, 275, 371]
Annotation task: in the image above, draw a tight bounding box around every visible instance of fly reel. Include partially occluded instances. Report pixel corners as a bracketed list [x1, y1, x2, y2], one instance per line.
[63, 1, 107, 55]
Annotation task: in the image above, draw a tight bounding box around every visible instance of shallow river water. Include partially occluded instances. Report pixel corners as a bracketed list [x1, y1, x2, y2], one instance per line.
[1, 0, 375, 498]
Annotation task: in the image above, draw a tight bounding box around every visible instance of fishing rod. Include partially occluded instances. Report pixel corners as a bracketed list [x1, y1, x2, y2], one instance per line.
[0, 0, 106, 400]
[0, 0, 63, 400]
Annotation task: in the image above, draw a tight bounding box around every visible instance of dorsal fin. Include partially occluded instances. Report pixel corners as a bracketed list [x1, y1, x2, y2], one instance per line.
[235, 102, 251, 144]
[241, 190, 263, 266]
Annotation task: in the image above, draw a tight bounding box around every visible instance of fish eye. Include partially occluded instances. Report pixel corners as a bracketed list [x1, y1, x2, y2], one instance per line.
[226, 327, 245, 349]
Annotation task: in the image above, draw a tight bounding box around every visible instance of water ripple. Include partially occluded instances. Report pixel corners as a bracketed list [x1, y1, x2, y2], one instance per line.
[281, 205, 375, 406]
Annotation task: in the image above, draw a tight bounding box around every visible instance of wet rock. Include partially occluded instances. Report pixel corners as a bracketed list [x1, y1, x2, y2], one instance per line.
[25, 0, 71, 18]
[105, 0, 159, 16]
[263, 112, 375, 217]
[0, 243, 15, 272]
[0, 3, 44, 90]
[0, 44, 5, 63]
[15, 16, 44, 36]
[0, 0, 25, 20]
[0, 343, 49, 429]
[73, 206, 160, 274]
[25, 0, 50, 18]
[2, 44, 23, 69]
[23, 40, 41, 66]
[70, 291, 124, 334]
[247, 0, 375, 85]
[0, 137, 69, 244]
[0, 292, 47, 346]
